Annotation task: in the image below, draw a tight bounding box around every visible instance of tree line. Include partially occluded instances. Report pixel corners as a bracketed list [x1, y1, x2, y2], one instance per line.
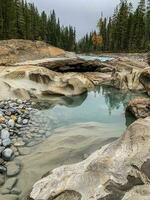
[77, 32, 103, 52]
[78, 0, 150, 53]
[0, 0, 76, 51]
[1, 0, 150, 53]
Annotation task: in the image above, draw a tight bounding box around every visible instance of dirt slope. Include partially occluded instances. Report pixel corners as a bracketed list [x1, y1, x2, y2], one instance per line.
[0, 39, 66, 65]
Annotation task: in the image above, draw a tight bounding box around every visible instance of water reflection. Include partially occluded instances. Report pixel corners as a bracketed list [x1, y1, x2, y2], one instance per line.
[36, 86, 145, 132]
[98, 86, 142, 114]
[33, 92, 87, 110]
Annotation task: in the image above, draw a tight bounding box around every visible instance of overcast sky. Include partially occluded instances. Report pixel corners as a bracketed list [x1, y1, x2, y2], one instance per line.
[27, 0, 137, 39]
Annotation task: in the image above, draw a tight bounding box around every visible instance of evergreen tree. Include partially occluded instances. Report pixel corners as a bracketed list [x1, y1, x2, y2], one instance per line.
[0, 0, 76, 51]
[145, 0, 150, 46]
[78, 0, 150, 53]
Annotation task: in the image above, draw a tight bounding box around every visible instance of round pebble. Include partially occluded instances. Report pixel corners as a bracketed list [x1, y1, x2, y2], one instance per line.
[1, 129, 10, 140]
[2, 138, 12, 147]
[7, 119, 15, 128]
[22, 119, 28, 125]
[2, 148, 13, 161]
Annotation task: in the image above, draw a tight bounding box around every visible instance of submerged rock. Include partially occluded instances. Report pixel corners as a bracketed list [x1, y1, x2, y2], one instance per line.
[0, 194, 18, 200]
[0, 174, 5, 186]
[6, 161, 21, 177]
[2, 177, 17, 190]
[30, 117, 150, 200]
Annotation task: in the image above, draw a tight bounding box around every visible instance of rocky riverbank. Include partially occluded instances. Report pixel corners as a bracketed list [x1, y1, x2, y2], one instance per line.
[0, 98, 60, 200]
[0, 39, 149, 200]
[0, 99, 38, 180]
[0, 99, 34, 162]
[0, 99, 34, 199]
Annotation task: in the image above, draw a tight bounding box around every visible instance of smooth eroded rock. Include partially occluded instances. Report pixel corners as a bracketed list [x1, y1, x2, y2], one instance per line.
[2, 177, 17, 190]
[6, 161, 21, 177]
[1, 129, 10, 140]
[126, 98, 150, 118]
[139, 67, 150, 96]
[30, 117, 150, 200]
[2, 148, 13, 161]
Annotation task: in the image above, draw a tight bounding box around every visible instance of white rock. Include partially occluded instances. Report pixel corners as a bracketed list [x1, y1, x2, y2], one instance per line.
[1, 129, 10, 140]
[22, 119, 28, 125]
[8, 119, 15, 128]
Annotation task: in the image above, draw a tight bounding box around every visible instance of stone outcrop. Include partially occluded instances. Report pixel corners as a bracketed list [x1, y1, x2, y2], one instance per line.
[0, 39, 65, 65]
[112, 69, 144, 91]
[42, 73, 94, 96]
[139, 67, 150, 96]
[84, 72, 112, 86]
[1, 66, 94, 98]
[30, 117, 150, 200]
[38, 58, 116, 73]
[0, 62, 149, 99]
[122, 185, 150, 200]
[126, 98, 150, 118]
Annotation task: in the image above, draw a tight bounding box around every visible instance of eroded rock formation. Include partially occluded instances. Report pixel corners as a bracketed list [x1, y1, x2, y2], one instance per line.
[139, 68, 150, 96]
[0, 66, 94, 99]
[112, 69, 144, 91]
[30, 117, 150, 200]
[126, 98, 150, 118]
[38, 58, 116, 73]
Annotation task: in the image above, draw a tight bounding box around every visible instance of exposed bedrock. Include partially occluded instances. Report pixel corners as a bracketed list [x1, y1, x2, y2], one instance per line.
[126, 98, 150, 119]
[139, 68, 150, 96]
[112, 69, 144, 91]
[0, 66, 94, 99]
[0, 48, 149, 99]
[39, 58, 116, 73]
[1, 65, 149, 99]
[30, 117, 150, 200]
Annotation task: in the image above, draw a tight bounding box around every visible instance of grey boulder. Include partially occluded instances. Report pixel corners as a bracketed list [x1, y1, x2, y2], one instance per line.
[1, 129, 10, 140]
[2, 148, 13, 161]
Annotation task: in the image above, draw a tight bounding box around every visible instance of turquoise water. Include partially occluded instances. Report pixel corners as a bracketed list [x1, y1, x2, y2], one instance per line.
[36, 86, 145, 136]
[78, 55, 114, 62]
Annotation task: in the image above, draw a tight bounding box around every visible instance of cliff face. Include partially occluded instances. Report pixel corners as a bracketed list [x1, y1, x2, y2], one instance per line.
[0, 39, 65, 65]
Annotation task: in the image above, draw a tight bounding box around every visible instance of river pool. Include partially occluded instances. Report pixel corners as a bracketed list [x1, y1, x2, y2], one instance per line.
[32, 85, 144, 139]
